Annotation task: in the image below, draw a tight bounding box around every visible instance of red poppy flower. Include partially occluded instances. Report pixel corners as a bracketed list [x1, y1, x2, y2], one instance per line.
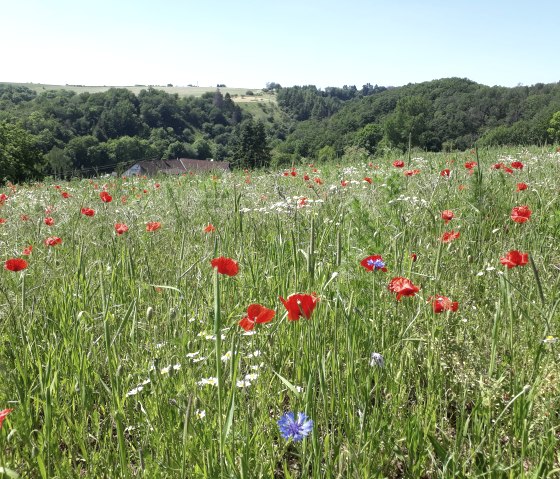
[516, 182, 528, 192]
[410, 252, 417, 262]
[440, 169, 451, 177]
[511, 205, 532, 223]
[204, 223, 216, 233]
[511, 161, 524, 169]
[115, 223, 129, 235]
[279, 293, 319, 321]
[61, 191, 71, 198]
[441, 230, 460, 243]
[429, 295, 459, 313]
[239, 303, 276, 331]
[363, 177, 373, 184]
[388, 277, 420, 301]
[393, 160, 405, 168]
[22, 245, 33, 256]
[492, 162, 504, 170]
[4, 258, 28, 272]
[314, 177, 323, 185]
[154, 183, 161, 188]
[99, 191, 112, 203]
[81, 208, 95, 217]
[298, 197, 308, 207]
[146, 221, 161, 232]
[360, 255, 388, 272]
[44, 236, 62, 247]
[0, 408, 13, 429]
[464, 161, 477, 170]
[44, 217, 55, 226]
[290, 169, 297, 177]
[341, 180, 348, 187]
[0, 218, 6, 224]
[500, 250, 529, 269]
[303, 174, 310, 181]
[20, 215, 30, 221]
[282, 171, 289, 177]
[441, 210, 454, 224]
[0, 193, 8, 204]
[404, 169, 421, 176]
[211, 256, 239, 276]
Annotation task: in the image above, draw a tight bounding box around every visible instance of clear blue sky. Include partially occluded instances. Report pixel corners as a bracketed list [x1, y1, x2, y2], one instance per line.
[3, 0, 559, 89]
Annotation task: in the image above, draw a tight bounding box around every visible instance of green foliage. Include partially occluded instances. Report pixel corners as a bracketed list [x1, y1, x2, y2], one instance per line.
[231, 119, 271, 169]
[0, 121, 44, 183]
[353, 123, 384, 155]
[547, 110, 560, 142]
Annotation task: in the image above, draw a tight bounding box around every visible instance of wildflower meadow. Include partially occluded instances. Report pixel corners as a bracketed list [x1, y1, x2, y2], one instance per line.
[1, 147, 559, 478]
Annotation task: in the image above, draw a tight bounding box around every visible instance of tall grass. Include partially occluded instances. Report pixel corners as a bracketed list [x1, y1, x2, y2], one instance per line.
[0, 147, 559, 477]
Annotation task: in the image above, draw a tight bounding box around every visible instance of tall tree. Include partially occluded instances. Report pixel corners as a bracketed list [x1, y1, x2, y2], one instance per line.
[0, 121, 43, 183]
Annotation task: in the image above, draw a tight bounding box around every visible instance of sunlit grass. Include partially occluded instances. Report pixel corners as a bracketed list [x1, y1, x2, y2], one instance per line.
[0, 147, 559, 478]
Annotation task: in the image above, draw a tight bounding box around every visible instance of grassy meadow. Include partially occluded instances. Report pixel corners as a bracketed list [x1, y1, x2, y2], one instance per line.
[0, 82, 274, 102]
[0, 147, 559, 478]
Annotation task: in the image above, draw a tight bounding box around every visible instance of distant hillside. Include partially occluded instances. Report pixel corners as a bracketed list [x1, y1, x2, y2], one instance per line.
[0, 82, 275, 103]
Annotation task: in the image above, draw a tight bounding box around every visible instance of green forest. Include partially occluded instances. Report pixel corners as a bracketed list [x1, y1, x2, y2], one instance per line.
[1, 77, 560, 182]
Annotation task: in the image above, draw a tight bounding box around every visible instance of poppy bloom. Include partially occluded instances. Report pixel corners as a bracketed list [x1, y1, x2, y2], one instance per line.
[363, 177, 372, 184]
[0, 408, 13, 429]
[404, 169, 421, 176]
[360, 255, 388, 272]
[341, 180, 348, 187]
[22, 245, 33, 256]
[0, 193, 8, 204]
[20, 215, 30, 221]
[516, 182, 528, 192]
[314, 177, 323, 185]
[280, 293, 318, 321]
[464, 161, 477, 170]
[99, 191, 112, 203]
[410, 252, 417, 262]
[238, 303, 276, 331]
[290, 169, 297, 177]
[298, 197, 308, 207]
[44, 217, 55, 226]
[115, 223, 129, 235]
[81, 208, 95, 217]
[440, 169, 451, 177]
[4, 258, 28, 272]
[61, 191, 71, 198]
[429, 295, 459, 313]
[511, 205, 532, 223]
[204, 224, 216, 233]
[146, 221, 161, 232]
[303, 174, 310, 181]
[500, 250, 529, 269]
[388, 277, 420, 301]
[393, 160, 405, 168]
[0, 218, 6, 224]
[441, 230, 460, 243]
[44, 236, 62, 246]
[211, 256, 239, 276]
[441, 210, 454, 224]
[511, 161, 524, 169]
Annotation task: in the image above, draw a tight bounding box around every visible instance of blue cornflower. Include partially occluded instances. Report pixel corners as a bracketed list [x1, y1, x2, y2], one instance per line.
[277, 412, 313, 442]
[369, 259, 385, 270]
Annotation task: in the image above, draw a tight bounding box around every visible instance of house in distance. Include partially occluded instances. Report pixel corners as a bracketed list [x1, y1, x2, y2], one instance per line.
[122, 158, 230, 177]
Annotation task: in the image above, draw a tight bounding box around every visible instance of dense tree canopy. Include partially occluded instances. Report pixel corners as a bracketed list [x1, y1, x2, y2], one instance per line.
[1, 77, 560, 182]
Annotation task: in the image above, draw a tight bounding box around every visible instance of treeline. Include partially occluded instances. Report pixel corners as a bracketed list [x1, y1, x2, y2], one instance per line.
[275, 78, 560, 160]
[0, 85, 274, 181]
[2, 78, 560, 182]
